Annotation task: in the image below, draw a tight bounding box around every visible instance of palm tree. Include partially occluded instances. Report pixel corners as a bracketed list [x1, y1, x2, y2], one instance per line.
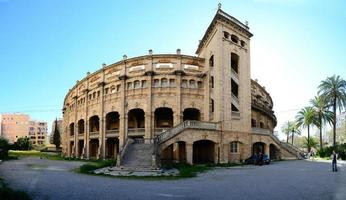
[281, 121, 291, 143]
[318, 75, 346, 147]
[296, 106, 315, 152]
[310, 95, 333, 150]
[290, 121, 301, 145]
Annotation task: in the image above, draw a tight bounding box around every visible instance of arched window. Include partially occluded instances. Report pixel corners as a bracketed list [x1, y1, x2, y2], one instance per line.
[181, 79, 188, 88]
[169, 79, 176, 87]
[127, 82, 133, 90]
[153, 79, 159, 87]
[197, 81, 203, 88]
[223, 31, 229, 39]
[141, 80, 147, 88]
[231, 34, 239, 44]
[161, 78, 168, 87]
[134, 80, 140, 89]
[230, 142, 238, 153]
[211, 98, 214, 113]
[189, 80, 196, 88]
[209, 55, 214, 67]
[251, 119, 257, 127]
[241, 40, 246, 47]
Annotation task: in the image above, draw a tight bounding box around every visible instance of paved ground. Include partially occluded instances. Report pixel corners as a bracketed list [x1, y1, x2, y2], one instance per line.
[0, 157, 345, 200]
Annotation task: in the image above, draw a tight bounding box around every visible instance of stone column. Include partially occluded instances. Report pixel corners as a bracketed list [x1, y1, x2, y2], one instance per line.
[173, 143, 179, 163]
[144, 112, 152, 143]
[265, 143, 270, 157]
[186, 143, 193, 165]
[175, 59, 182, 126]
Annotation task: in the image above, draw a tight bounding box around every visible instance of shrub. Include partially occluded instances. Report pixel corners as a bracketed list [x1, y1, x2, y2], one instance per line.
[0, 137, 10, 159]
[14, 137, 32, 151]
[317, 143, 346, 160]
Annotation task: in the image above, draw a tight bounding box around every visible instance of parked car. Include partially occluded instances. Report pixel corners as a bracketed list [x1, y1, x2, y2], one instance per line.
[245, 154, 270, 165]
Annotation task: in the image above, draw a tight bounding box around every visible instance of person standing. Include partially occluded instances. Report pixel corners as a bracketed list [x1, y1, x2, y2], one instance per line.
[331, 150, 338, 172]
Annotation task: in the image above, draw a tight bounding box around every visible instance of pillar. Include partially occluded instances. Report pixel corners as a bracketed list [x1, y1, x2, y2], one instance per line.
[144, 112, 152, 143]
[186, 143, 193, 165]
[265, 143, 270, 156]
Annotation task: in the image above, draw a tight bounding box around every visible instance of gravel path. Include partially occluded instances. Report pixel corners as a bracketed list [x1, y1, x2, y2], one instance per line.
[0, 157, 345, 200]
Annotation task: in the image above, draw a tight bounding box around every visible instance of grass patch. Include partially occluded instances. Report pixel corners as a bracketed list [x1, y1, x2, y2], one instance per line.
[173, 163, 214, 177]
[0, 177, 31, 200]
[75, 159, 115, 174]
[8, 150, 90, 162]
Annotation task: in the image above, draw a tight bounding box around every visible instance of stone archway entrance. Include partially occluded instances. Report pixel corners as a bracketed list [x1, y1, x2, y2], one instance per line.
[193, 140, 215, 164]
[89, 139, 99, 159]
[270, 144, 280, 159]
[161, 141, 187, 167]
[78, 140, 84, 157]
[128, 108, 145, 139]
[106, 138, 119, 159]
[252, 142, 265, 155]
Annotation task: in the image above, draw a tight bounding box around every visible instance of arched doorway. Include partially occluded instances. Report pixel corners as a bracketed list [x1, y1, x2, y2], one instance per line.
[69, 123, 75, 136]
[270, 144, 279, 159]
[193, 140, 215, 164]
[155, 107, 173, 129]
[106, 112, 119, 130]
[78, 119, 84, 135]
[128, 109, 145, 139]
[160, 141, 187, 167]
[89, 139, 99, 159]
[183, 108, 201, 121]
[89, 116, 99, 133]
[106, 138, 119, 159]
[78, 140, 84, 157]
[252, 142, 265, 155]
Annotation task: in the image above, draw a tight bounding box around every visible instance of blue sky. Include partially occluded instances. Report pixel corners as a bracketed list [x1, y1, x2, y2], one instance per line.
[1, 0, 345, 137]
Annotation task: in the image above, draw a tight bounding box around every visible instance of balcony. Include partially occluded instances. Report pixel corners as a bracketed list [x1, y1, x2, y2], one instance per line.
[89, 131, 99, 139]
[127, 128, 145, 137]
[106, 130, 119, 138]
[252, 127, 272, 135]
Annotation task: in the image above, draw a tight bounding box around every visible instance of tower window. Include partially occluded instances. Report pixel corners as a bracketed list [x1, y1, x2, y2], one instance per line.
[211, 76, 214, 88]
[209, 55, 214, 67]
[223, 31, 229, 39]
[231, 53, 239, 74]
[231, 34, 239, 44]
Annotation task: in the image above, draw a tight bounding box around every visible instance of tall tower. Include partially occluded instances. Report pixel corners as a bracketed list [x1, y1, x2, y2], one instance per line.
[197, 8, 253, 133]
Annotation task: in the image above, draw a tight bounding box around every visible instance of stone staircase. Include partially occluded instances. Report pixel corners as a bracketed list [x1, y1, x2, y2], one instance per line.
[121, 142, 154, 169]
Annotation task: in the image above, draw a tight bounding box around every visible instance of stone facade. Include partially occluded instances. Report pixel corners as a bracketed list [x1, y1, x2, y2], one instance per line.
[62, 8, 296, 164]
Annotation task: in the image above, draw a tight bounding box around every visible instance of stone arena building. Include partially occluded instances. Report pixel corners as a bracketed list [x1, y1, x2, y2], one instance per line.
[62, 7, 300, 167]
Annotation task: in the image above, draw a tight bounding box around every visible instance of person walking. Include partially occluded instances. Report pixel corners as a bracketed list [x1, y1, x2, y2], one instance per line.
[331, 150, 338, 172]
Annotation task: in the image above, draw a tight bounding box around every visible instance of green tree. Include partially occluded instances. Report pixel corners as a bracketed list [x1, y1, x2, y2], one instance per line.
[0, 136, 10, 159]
[53, 118, 61, 149]
[296, 106, 315, 152]
[303, 137, 318, 150]
[290, 121, 301, 145]
[310, 95, 333, 150]
[318, 75, 346, 147]
[281, 121, 291, 143]
[16, 137, 32, 150]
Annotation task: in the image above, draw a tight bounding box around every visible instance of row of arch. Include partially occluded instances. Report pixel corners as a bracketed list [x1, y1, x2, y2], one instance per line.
[160, 140, 280, 166]
[69, 107, 201, 136]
